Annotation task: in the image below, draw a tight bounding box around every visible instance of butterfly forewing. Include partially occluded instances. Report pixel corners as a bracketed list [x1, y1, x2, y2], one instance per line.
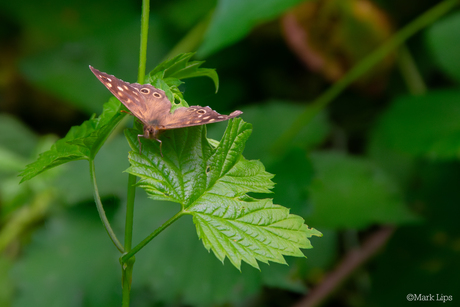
[90, 66, 153, 125]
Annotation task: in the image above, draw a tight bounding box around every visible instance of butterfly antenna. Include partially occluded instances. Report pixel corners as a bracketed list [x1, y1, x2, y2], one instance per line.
[120, 110, 133, 116]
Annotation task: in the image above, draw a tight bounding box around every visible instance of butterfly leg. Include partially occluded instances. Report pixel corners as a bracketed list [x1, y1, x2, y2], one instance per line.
[155, 138, 163, 157]
[137, 134, 143, 154]
[120, 110, 133, 115]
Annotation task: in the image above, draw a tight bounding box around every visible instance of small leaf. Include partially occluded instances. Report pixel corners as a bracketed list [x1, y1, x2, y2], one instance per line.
[125, 118, 321, 270]
[19, 98, 124, 183]
[148, 52, 219, 92]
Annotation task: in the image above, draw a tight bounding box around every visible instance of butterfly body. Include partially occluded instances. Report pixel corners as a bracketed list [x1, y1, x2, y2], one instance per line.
[89, 66, 242, 154]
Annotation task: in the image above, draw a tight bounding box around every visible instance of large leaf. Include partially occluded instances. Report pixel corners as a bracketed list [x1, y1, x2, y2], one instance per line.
[130, 197, 309, 306]
[125, 118, 321, 270]
[198, 0, 311, 56]
[19, 97, 124, 182]
[372, 90, 460, 159]
[426, 12, 460, 84]
[307, 151, 418, 229]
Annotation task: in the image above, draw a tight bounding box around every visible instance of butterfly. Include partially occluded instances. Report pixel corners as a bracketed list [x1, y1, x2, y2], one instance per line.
[89, 66, 242, 156]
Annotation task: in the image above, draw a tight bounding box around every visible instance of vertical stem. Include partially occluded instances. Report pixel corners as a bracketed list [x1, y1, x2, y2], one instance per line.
[124, 174, 137, 251]
[122, 0, 150, 306]
[138, 0, 150, 84]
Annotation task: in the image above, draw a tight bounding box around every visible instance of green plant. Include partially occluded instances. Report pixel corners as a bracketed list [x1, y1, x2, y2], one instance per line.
[18, 5, 322, 307]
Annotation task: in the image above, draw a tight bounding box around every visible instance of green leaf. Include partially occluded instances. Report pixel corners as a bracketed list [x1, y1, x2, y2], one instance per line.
[148, 52, 219, 92]
[198, 0, 311, 56]
[131, 196, 310, 306]
[426, 12, 460, 84]
[307, 151, 419, 229]
[0, 114, 39, 157]
[19, 97, 124, 183]
[373, 90, 460, 159]
[125, 118, 321, 270]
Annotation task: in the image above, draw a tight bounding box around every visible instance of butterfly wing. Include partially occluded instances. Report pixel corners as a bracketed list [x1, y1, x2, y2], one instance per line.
[89, 66, 171, 125]
[161, 106, 243, 129]
[90, 66, 242, 132]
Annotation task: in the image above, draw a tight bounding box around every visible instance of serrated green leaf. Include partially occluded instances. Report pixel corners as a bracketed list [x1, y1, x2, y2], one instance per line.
[191, 196, 320, 270]
[148, 52, 219, 92]
[126, 195, 312, 305]
[19, 97, 124, 183]
[125, 118, 321, 270]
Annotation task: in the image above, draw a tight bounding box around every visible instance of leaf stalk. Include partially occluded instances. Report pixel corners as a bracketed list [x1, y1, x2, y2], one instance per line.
[89, 159, 124, 253]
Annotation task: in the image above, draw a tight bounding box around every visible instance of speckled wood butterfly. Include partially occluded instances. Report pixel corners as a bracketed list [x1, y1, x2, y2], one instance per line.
[89, 66, 242, 155]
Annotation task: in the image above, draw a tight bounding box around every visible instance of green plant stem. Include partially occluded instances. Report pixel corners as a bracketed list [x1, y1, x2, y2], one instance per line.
[121, 257, 134, 306]
[398, 45, 427, 95]
[121, 210, 184, 263]
[137, 0, 150, 84]
[89, 159, 124, 253]
[271, 0, 458, 155]
[122, 277, 131, 306]
[122, 1, 150, 306]
[124, 174, 137, 252]
[121, 5, 212, 265]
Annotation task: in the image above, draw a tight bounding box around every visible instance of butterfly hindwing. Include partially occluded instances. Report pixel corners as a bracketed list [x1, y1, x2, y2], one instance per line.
[161, 106, 243, 129]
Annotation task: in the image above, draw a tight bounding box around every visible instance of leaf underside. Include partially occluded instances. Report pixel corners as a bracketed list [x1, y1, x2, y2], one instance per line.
[125, 118, 322, 270]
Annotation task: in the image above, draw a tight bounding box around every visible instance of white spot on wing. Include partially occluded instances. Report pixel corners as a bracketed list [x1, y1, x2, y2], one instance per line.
[117, 86, 124, 91]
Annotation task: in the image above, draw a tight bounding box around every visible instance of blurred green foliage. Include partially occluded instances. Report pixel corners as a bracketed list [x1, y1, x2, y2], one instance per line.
[1, 0, 460, 306]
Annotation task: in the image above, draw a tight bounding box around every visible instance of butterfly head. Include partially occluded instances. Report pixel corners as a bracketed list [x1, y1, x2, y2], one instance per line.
[139, 124, 164, 156]
[143, 123, 168, 141]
